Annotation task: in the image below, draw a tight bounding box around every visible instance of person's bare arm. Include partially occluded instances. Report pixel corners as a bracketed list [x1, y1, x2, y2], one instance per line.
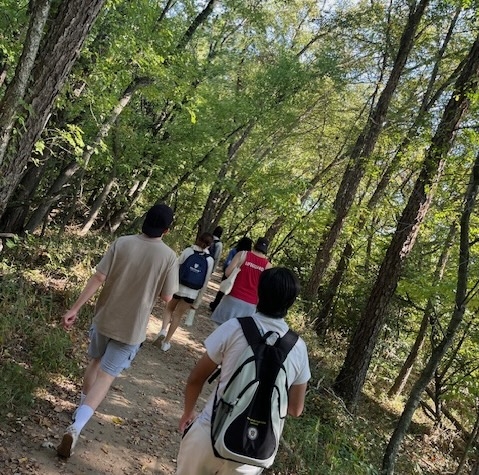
[287, 383, 307, 417]
[225, 251, 245, 277]
[178, 353, 218, 433]
[61, 271, 106, 330]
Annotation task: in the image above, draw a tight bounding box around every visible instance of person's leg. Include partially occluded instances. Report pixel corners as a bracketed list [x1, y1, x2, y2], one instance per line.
[176, 419, 223, 474]
[161, 298, 178, 331]
[72, 357, 100, 421]
[163, 298, 191, 347]
[82, 357, 101, 394]
[154, 298, 178, 345]
[209, 290, 225, 311]
[58, 334, 140, 457]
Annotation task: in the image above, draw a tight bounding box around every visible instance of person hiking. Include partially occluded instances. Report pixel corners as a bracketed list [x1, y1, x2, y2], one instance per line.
[209, 225, 224, 271]
[56, 204, 178, 458]
[153, 232, 214, 352]
[175, 267, 310, 474]
[210, 237, 271, 326]
[183, 225, 224, 326]
[209, 236, 253, 312]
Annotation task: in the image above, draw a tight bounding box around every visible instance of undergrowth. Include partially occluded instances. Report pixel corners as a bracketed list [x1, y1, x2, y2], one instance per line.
[0, 231, 461, 474]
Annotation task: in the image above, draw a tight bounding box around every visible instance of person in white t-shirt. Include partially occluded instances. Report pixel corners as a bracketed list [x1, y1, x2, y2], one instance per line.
[153, 232, 214, 352]
[175, 267, 311, 474]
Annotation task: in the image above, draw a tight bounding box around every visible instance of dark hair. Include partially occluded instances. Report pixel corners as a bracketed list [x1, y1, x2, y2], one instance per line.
[256, 268, 300, 319]
[142, 204, 174, 237]
[196, 232, 214, 249]
[212, 226, 223, 238]
[236, 237, 253, 252]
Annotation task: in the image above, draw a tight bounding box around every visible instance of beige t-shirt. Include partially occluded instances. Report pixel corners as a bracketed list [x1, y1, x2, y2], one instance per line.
[93, 234, 178, 345]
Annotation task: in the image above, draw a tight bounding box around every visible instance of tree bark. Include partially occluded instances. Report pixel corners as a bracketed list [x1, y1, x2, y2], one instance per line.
[79, 174, 115, 235]
[0, 0, 51, 165]
[381, 142, 479, 475]
[333, 33, 479, 411]
[387, 223, 456, 398]
[323, 7, 462, 320]
[303, 0, 430, 301]
[0, 0, 107, 219]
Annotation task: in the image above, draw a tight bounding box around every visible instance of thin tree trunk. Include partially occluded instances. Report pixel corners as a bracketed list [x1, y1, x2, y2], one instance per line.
[454, 407, 479, 475]
[107, 171, 152, 233]
[333, 34, 479, 410]
[24, 77, 149, 232]
[303, 0, 430, 301]
[0, 156, 48, 233]
[382, 147, 479, 475]
[79, 174, 115, 235]
[0, 0, 51, 165]
[197, 123, 254, 234]
[388, 223, 456, 398]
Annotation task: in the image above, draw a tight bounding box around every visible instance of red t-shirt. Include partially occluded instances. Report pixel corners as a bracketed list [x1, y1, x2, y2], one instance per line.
[229, 251, 269, 305]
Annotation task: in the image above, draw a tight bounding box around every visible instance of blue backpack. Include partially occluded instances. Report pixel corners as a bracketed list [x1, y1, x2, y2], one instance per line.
[209, 240, 218, 259]
[179, 250, 209, 290]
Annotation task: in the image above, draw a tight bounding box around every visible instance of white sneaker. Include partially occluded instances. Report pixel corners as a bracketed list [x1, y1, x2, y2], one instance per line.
[161, 341, 171, 352]
[153, 329, 167, 347]
[57, 425, 79, 458]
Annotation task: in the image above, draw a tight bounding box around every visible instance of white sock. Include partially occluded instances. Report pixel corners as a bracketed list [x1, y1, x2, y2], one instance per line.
[80, 392, 86, 405]
[72, 404, 94, 432]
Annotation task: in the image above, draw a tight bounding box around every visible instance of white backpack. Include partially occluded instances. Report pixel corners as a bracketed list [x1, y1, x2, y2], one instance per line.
[210, 316, 298, 468]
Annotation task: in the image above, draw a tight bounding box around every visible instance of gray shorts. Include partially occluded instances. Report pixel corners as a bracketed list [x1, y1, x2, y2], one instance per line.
[88, 326, 141, 377]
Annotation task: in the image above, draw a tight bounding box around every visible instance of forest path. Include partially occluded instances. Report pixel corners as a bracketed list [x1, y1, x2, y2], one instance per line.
[0, 272, 221, 475]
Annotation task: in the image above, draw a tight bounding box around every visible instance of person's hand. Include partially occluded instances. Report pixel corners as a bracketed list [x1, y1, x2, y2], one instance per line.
[61, 309, 78, 330]
[179, 411, 196, 433]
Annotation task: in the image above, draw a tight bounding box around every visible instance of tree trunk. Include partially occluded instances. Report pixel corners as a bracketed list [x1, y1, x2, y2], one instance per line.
[79, 174, 115, 235]
[0, 0, 107, 219]
[453, 406, 479, 475]
[318, 15, 464, 318]
[387, 223, 456, 398]
[0, 156, 48, 233]
[0, 0, 51, 165]
[381, 146, 479, 475]
[197, 123, 254, 234]
[24, 77, 149, 233]
[303, 0, 430, 301]
[107, 171, 152, 233]
[333, 34, 479, 410]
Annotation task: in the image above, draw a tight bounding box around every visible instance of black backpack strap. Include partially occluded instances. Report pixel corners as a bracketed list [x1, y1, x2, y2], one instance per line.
[276, 329, 299, 363]
[237, 316, 262, 346]
[238, 316, 299, 362]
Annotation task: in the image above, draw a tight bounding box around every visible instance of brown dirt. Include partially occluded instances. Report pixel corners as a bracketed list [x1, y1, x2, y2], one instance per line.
[0, 275, 222, 475]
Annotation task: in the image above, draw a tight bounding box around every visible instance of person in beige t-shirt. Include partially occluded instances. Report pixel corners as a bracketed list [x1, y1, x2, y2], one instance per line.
[56, 204, 178, 459]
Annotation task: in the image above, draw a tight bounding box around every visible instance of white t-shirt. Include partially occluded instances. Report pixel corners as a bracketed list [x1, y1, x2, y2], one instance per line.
[198, 312, 311, 423]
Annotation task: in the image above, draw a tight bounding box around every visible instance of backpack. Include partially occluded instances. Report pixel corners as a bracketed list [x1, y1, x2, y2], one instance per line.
[209, 239, 219, 260]
[210, 316, 299, 468]
[179, 250, 209, 290]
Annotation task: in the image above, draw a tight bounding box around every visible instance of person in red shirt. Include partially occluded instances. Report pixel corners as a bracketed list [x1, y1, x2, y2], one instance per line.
[211, 237, 271, 326]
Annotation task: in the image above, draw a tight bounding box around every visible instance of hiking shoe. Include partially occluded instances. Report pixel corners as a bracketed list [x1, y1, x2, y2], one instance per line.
[161, 341, 171, 352]
[57, 425, 79, 458]
[153, 329, 167, 347]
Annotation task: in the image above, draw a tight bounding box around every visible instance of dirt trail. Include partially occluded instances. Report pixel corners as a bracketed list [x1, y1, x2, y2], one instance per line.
[0, 274, 221, 475]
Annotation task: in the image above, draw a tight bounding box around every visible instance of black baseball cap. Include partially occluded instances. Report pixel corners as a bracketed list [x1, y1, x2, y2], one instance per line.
[142, 204, 174, 237]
